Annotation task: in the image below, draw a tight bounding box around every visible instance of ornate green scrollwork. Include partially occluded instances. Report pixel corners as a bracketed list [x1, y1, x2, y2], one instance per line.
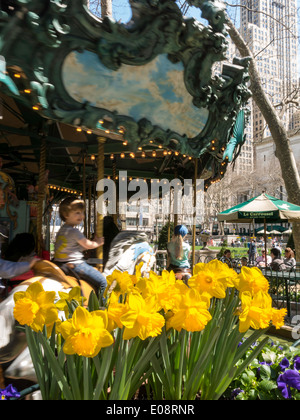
[0, 0, 251, 185]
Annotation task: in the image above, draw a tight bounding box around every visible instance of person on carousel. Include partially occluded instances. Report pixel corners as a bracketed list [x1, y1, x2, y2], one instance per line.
[53, 197, 107, 294]
[167, 224, 191, 277]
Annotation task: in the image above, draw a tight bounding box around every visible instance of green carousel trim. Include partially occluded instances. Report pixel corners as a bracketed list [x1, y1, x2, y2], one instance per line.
[0, 0, 251, 185]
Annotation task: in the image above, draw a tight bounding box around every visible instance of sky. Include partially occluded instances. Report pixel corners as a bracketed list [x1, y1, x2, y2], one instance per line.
[110, 0, 203, 23]
[109, 0, 300, 27]
[107, 0, 300, 75]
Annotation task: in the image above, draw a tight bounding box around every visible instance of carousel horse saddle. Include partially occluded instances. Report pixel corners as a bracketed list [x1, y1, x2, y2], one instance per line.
[28, 260, 95, 303]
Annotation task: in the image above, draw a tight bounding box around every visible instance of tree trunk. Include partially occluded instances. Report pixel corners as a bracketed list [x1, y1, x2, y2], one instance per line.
[101, 0, 112, 17]
[226, 18, 300, 260]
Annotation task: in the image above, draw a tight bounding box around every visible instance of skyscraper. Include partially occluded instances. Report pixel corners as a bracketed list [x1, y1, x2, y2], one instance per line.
[240, 0, 298, 140]
[205, 0, 298, 224]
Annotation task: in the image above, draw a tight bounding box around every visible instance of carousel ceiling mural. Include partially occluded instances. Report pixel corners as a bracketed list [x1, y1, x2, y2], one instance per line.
[0, 0, 251, 186]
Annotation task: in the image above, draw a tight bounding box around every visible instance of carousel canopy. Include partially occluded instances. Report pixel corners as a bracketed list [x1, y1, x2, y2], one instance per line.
[0, 0, 251, 194]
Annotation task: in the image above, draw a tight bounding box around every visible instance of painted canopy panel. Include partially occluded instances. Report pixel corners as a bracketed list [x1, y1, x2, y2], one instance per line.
[63, 51, 209, 138]
[0, 0, 252, 186]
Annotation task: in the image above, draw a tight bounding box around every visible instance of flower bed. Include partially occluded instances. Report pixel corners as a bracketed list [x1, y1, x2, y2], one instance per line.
[11, 261, 287, 400]
[225, 339, 300, 400]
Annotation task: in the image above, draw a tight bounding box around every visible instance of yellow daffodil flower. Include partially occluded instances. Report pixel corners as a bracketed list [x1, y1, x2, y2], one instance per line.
[136, 270, 177, 311]
[238, 291, 273, 333]
[60, 306, 113, 358]
[104, 269, 135, 298]
[107, 291, 129, 330]
[189, 260, 237, 299]
[236, 267, 269, 296]
[129, 261, 143, 285]
[193, 260, 238, 297]
[159, 280, 190, 313]
[271, 307, 287, 329]
[193, 260, 238, 288]
[13, 281, 58, 332]
[56, 286, 86, 318]
[166, 288, 212, 332]
[120, 293, 165, 340]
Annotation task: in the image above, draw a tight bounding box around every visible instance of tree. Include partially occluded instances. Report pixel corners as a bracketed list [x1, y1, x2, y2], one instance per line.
[88, 0, 112, 17]
[226, 17, 300, 260]
[158, 222, 174, 250]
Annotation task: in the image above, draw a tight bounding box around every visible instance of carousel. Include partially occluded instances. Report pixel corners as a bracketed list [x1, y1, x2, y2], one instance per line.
[0, 0, 255, 400]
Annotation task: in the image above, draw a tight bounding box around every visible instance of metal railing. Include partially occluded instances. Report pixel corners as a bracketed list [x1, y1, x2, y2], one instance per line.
[261, 264, 300, 326]
[153, 250, 216, 274]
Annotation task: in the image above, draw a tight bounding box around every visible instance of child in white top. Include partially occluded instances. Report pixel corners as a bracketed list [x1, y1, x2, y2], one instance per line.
[54, 197, 107, 294]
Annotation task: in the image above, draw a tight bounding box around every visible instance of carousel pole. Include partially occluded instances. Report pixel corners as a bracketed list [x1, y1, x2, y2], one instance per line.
[37, 138, 46, 257]
[264, 218, 268, 264]
[167, 189, 171, 242]
[0, 365, 4, 389]
[112, 158, 118, 226]
[192, 158, 198, 268]
[82, 152, 87, 237]
[174, 170, 178, 227]
[93, 176, 96, 235]
[96, 137, 105, 272]
[88, 179, 92, 239]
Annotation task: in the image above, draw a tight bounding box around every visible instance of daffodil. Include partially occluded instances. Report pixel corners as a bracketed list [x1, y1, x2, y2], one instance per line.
[188, 260, 237, 299]
[60, 306, 113, 358]
[107, 291, 129, 330]
[238, 291, 273, 333]
[271, 307, 287, 329]
[136, 270, 177, 311]
[159, 280, 190, 313]
[236, 267, 269, 296]
[129, 261, 143, 285]
[13, 281, 58, 332]
[166, 288, 212, 332]
[120, 293, 165, 340]
[56, 286, 86, 318]
[104, 269, 135, 298]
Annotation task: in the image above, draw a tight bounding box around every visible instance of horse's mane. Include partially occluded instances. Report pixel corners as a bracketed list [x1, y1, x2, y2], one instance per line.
[104, 231, 149, 274]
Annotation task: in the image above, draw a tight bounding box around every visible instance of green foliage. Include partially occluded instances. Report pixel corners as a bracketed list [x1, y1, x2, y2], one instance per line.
[287, 234, 295, 252]
[158, 221, 174, 250]
[224, 339, 300, 400]
[217, 239, 228, 259]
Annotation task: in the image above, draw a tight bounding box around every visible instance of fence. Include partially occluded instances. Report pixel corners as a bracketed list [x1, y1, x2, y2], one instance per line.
[153, 250, 216, 274]
[262, 265, 300, 326]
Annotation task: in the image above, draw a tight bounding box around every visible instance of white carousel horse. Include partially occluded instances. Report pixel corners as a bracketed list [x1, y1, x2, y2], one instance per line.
[103, 230, 156, 276]
[0, 231, 156, 383]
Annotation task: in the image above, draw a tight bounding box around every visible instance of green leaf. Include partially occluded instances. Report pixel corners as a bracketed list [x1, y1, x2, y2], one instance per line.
[37, 333, 74, 400]
[66, 355, 82, 400]
[93, 345, 114, 400]
[240, 371, 254, 386]
[259, 364, 271, 380]
[259, 379, 277, 393]
[25, 326, 47, 399]
[83, 357, 93, 400]
[88, 290, 100, 311]
[235, 337, 269, 379]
